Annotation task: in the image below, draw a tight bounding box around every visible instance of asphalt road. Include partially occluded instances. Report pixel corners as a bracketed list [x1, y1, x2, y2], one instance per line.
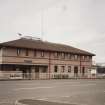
[0, 79, 105, 105]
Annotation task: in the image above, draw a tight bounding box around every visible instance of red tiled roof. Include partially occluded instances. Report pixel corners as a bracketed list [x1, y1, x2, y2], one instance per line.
[0, 38, 95, 56]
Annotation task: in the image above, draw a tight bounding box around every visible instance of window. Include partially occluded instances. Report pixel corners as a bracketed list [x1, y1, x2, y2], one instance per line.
[26, 49, 29, 56]
[82, 56, 85, 60]
[74, 55, 78, 60]
[68, 66, 71, 73]
[61, 53, 65, 59]
[34, 50, 37, 57]
[54, 52, 59, 58]
[89, 56, 92, 60]
[54, 66, 58, 72]
[61, 66, 65, 72]
[17, 49, 20, 56]
[68, 54, 71, 59]
[82, 67, 85, 74]
[41, 51, 44, 57]
[41, 67, 47, 73]
[65, 53, 68, 59]
[74, 66, 78, 73]
[71, 54, 75, 59]
[86, 56, 89, 60]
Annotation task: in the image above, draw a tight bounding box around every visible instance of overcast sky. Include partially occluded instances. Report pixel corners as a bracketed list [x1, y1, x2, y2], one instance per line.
[0, 0, 105, 63]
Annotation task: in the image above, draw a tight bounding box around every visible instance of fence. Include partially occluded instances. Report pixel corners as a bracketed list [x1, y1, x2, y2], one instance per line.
[0, 71, 105, 80]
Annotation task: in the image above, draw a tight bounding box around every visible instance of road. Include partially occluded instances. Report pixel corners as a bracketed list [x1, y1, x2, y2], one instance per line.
[0, 79, 105, 105]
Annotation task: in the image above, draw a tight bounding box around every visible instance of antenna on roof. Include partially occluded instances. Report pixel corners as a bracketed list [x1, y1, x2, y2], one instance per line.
[17, 33, 22, 37]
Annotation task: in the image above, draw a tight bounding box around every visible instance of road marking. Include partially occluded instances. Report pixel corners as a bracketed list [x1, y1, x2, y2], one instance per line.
[69, 83, 96, 87]
[60, 96, 70, 98]
[38, 98, 49, 100]
[14, 86, 54, 91]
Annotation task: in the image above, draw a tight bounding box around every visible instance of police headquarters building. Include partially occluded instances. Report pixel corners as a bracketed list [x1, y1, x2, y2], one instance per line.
[0, 36, 95, 80]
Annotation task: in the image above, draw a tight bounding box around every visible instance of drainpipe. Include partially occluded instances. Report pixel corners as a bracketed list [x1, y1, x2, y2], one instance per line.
[48, 51, 51, 79]
[80, 55, 82, 77]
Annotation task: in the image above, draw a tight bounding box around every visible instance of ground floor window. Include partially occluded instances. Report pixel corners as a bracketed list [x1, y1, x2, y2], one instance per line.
[61, 66, 65, 73]
[68, 66, 71, 73]
[54, 66, 58, 73]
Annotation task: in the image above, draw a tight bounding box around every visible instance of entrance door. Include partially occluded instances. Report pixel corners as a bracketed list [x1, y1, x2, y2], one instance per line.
[82, 67, 85, 76]
[21, 67, 31, 79]
[74, 66, 78, 77]
[35, 66, 39, 79]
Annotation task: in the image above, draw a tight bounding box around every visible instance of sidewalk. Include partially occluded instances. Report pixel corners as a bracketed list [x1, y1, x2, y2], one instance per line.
[15, 99, 76, 105]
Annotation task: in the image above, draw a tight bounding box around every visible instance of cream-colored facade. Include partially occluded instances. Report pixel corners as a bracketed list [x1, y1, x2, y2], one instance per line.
[0, 38, 94, 80]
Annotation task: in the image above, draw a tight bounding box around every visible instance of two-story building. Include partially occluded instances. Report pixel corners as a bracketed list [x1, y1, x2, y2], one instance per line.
[0, 36, 95, 80]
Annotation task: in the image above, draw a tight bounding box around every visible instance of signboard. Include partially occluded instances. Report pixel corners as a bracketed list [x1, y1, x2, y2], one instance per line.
[24, 60, 32, 63]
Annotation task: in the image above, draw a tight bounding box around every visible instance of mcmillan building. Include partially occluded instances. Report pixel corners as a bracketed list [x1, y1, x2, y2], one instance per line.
[0, 36, 95, 80]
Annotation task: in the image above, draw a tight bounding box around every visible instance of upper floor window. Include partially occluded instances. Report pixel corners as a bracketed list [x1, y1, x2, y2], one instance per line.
[85, 56, 89, 60]
[54, 52, 59, 58]
[68, 54, 71, 59]
[54, 65, 58, 72]
[61, 53, 65, 59]
[26, 49, 29, 56]
[89, 56, 92, 60]
[41, 51, 44, 57]
[71, 54, 75, 60]
[65, 53, 68, 59]
[82, 56, 85, 60]
[74, 55, 78, 60]
[34, 50, 37, 57]
[68, 66, 71, 73]
[17, 49, 21, 56]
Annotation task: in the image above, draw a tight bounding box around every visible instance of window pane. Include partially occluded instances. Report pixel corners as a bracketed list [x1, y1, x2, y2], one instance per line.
[41, 51, 44, 57]
[26, 49, 29, 56]
[61, 66, 65, 72]
[34, 50, 37, 57]
[54, 66, 58, 72]
[17, 49, 20, 56]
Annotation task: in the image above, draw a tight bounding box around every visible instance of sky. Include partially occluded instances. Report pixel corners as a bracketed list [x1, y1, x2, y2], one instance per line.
[0, 0, 105, 63]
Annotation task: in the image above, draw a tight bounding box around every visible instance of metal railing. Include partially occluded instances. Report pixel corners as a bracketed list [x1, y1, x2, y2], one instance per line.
[0, 72, 104, 80]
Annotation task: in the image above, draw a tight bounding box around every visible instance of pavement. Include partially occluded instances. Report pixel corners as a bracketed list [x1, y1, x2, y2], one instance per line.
[0, 79, 105, 105]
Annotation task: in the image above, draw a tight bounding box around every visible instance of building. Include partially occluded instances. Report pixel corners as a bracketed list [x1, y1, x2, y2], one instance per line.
[95, 63, 105, 78]
[0, 36, 95, 80]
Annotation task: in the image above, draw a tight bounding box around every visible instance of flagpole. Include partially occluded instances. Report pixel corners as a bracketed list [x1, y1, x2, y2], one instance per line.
[41, 9, 44, 40]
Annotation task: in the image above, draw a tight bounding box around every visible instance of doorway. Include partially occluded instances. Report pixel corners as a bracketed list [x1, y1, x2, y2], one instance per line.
[82, 67, 85, 76]
[74, 66, 78, 77]
[35, 66, 39, 79]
